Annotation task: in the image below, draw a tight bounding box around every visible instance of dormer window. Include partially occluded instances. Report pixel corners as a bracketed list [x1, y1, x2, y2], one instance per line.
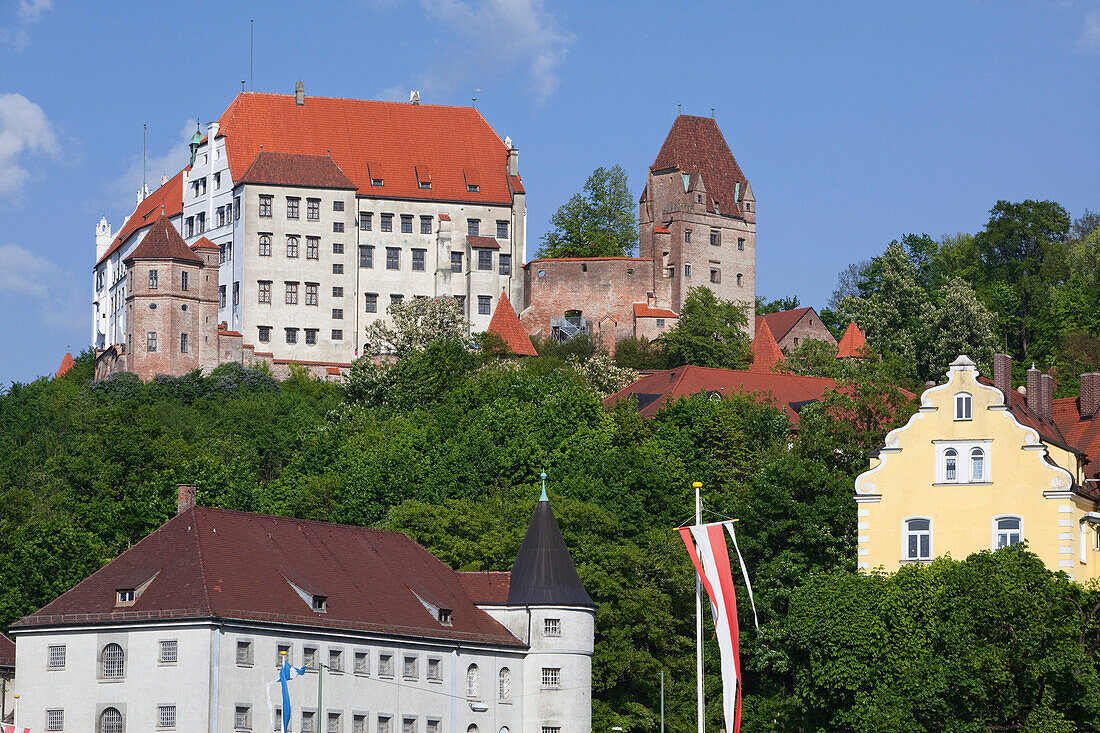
[467, 184, 479, 193]
[419, 181, 432, 190]
[438, 609, 452, 625]
[312, 595, 327, 612]
[371, 178, 384, 187]
[116, 588, 135, 605]
[955, 392, 972, 420]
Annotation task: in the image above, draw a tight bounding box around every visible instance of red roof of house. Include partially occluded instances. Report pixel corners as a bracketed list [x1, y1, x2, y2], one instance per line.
[488, 291, 538, 356]
[653, 225, 670, 234]
[649, 115, 748, 218]
[439, 214, 452, 221]
[217, 93, 519, 204]
[326, 366, 341, 375]
[55, 352, 75, 379]
[124, 214, 203, 264]
[190, 237, 219, 251]
[458, 571, 511, 605]
[12, 507, 524, 646]
[749, 320, 785, 373]
[633, 303, 678, 319]
[0, 633, 13, 668]
[755, 307, 815, 343]
[836, 321, 867, 358]
[604, 365, 839, 423]
[237, 151, 356, 189]
[468, 236, 500, 249]
[96, 168, 187, 267]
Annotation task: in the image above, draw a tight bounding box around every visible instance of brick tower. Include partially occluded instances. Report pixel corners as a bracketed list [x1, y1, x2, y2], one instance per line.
[639, 115, 756, 337]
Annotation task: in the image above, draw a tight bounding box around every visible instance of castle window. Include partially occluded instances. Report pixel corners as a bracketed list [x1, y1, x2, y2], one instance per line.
[360, 212, 372, 231]
[379, 653, 394, 677]
[287, 236, 299, 258]
[332, 308, 344, 320]
[736, 273, 743, 286]
[259, 195, 272, 218]
[466, 664, 480, 698]
[259, 234, 271, 257]
[685, 229, 692, 243]
[404, 655, 418, 679]
[47, 709, 64, 731]
[412, 249, 426, 271]
[391, 294, 404, 306]
[307, 198, 320, 221]
[468, 219, 480, 236]
[497, 221, 509, 238]
[478, 250, 493, 271]
[287, 197, 300, 219]
[386, 248, 400, 270]
[478, 295, 491, 315]
[467, 184, 479, 193]
[697, 194, 703, 203]
[236, 640, 253, 666]
[285, 328, 298, 344]
[305, 283, 318, 306]
[738, 238, 745, 251]
[360, 245, 374, 268]
[354, 651, 369, 674]
[333, 263, 344, 275]
[286, 282, 299, 305]
[451, 251, 463, 273]
[305, 329, 318, 345]
[710, 268, 721, 284]
[186, 216, 195, 237]
[147, 332, 157, 352]
[994, 516, 1022, 549]
[307, 237, 320, 260]
[541, 667, 561, 689]
[904, 517, 932, 561]
[219, 285, 227, 308]
[333, 200, 344, 212]
[181, 271, 189, 291]
[428, 657, 442, 680]
[101, 643, 125, 678]
[180, 333, 188, 353]
[236, 704, 252, 730]
[99, 707, 123, 733]
[971, 448, 985, 481]
[656, 318, 665, 327]
[259, 281, 272, 304]
[710, 229, 720, 246]
[333, 286, 344, 297]
[197, 211, 206, 233]
[48, 644, 66, 669]
[365, 293, 378, 313]
[955, 392, 972, 420]
[381, 214, 393, 232]
[499, 667, 511, 701]
[421, 216, 433, 234]
[159, 639, 178, 664]
[402, 215, 413, 233]
[234, 196, 241, 220]
[499, 254, 512, 275]
[333, 243, 344, 254]
[544, 618, 561, 636]
[332, 329, 343, 341]
[159, 705, 176, 729]
[233, 282, 239, 306]
[149, 269, 158, 289]
[329, 648, 343, 671]
[944, 448, 958, 481]
[258, 326, 271, 343]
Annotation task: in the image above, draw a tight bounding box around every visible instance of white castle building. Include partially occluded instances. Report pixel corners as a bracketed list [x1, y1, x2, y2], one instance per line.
[93, 84, 527, 367]
[9, 487, 593, 733]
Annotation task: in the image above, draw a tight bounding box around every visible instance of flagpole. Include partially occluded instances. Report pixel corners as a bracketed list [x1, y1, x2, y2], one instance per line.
[693, 480, 704, 733]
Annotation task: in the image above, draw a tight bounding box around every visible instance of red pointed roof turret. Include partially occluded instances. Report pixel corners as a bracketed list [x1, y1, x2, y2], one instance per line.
[749, 319, 784, 373]
[487, 291, 537, 356]
[836, 321, 867, 358]
[55, 352, 75, 378]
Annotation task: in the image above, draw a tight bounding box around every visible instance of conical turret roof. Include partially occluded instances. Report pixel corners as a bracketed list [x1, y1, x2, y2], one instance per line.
[507, 494, 594, 608]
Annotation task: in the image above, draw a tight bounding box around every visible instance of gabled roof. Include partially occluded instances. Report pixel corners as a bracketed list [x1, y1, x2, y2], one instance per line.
[96, 168, 187, 267]
[755, 307, 815, 343]
[487, 291, 538, 356]
[55, 352, 75, 379]
[836, 321, 867, 358]
[633, 303, 678, 319]
[749, 320, 784, 373]
[237, 151, 356, 190]
[216, 93, 519, 204]
[124, 214, 203, 264]
[507, 496, 594, 608]
[12, 507, 523, 647]
[649, 115, 748, 218]
[604, 365, 840, 424]
[468, 236, 500, 249]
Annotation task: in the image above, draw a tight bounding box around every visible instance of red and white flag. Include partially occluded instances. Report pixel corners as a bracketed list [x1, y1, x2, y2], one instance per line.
[680, 521, 757, 733]
[3, 725, 31, 733]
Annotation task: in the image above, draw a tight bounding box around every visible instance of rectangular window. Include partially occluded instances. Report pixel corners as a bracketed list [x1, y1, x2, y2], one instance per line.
[378, 717, 392, 733]
[390, 294, 403, 306]
[955, 393, 972, 420]
[354, 651, 369, 674]
[710, 229, 720, 246]
[359, 245, 374, 268]
[710, 268, 721, 284]
[287, 237, 299, 258]
[455, 295, 466, 314]
[468, 219, 480, 236]
[236, 640, 253, 666]
[307, 198, 320, 221]
[451, 251, 463, 273]
[259, 235, 272, 256]
[180, 333, 189, 354]
[426, 722, 440, 733]
[333, 286, 344, 298]
[380, 214, 393, 232]
[420, 216, 433, 234]
[737, 237, 745, 251]
[47, 710, 64, 731]
[181, 271, 189, 291]
[259, 281, 272, 304]
[302, 711, 316, 733]
[497, 220, 509, 238]
[477, 295, 491, 315]
[365, 293, 378, 313]
[332, 329, 343, 340]
[200, 212, 208, 234]
[402, 719, 416, 733]
[541, 667, 560, 688]
[159, 705, 176, 729]
[354, 715, 367, 733]
[360, 212, 372, 231]
[334, 200, 345, 212]
[467, 184, 479, 193]
[401, 215, 413, 233]
[287, 197, 300, 219]
[379, 653, 394, 677]
[544, 618, 561, 637]
[259, 195, 272, 217]
[329, 712, 343, 733]
[427, 658, 441, 681]
[303, 646, 318, 669]
[304, 329, 318, 345]
[226, 201, 233, 221]
[147, 331, 157, 352]
[186, 217, 195, 237]
[307, 237, 320, 259]
[286, 282, 299, 305]
[412, 249, 426, 271]
[334, 222, 345, 233]
[233, 281, 240, 306]
[332, 308, 344, 320]
[905, 518, 932, 560]
[333, 263, 344, 275]
[386, 248, 400, 270]
[542, 728, 561, 733]
[477, 250, 492, 271]
[656, 318, 665, 327]
[149, 269, 158, 289]
[258, 326, 271, 343]
[333, 242, 344, 254]
[217, 206, 226, 227]
[214, 172, 221, 190]
[219, 285, 227, 308]
[286, 328, 298, 344]
[277, 643, 292, 666]
[47, 644, 66, 669]
[235, 196, 241, 220]
[499, 253, 511, 275]
[403, 655, 418, 679]
[235, 704, 251, 730]
[685, 229, 692, 243]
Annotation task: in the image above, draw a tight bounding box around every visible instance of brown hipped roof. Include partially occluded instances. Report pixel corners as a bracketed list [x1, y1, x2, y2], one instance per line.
[836, 321, 867, 358]
[749, 320, 785, 373]
[237, 151, 356, 190]
[12, 507, 523, 647]
[487, 291, 538, 356]
[650, 115, 748, 218]
[124, 215, 203, 264]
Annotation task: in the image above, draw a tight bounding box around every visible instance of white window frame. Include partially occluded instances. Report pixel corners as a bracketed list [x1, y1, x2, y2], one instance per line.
[970, 447, 986, 482]
[902, 516, 933, 562]
[992, 515, 1023, 550]
[955, 392, 973, 420]
[934, 440, 992, 484]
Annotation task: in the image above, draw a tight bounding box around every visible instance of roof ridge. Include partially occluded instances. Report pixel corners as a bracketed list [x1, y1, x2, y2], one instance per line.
[189, 509, 214, 616]
[188, 505, 413, 536]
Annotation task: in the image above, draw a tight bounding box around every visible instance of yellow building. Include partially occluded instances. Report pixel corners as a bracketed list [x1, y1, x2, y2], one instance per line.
[855, 355, 1100, 581]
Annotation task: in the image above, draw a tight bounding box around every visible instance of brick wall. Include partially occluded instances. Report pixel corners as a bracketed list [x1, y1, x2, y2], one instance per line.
[775, 311, 837, 350]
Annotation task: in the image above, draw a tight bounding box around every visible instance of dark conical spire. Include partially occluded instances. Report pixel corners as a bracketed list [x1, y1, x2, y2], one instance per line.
[507, 492, 594, 608]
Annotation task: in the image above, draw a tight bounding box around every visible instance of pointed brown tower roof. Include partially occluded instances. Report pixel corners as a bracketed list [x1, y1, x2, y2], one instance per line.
[124, 214, 202, 264]
[507, 491, 594, 608]
[650, 115, 748, 217]
[749, 319, 785, 373]
[836, 321, 867, 359]
[487, 291, 538, 356]
[55, 352, 75, 378]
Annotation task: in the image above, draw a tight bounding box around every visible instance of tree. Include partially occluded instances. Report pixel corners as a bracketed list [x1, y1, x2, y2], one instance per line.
[924, 277, 998, 377]
[613, 336, 667, 370]
[538, 165, 638, 258]
[363, 296, 469, 356]
[756, 295, 801, 316]
[662, 287, 751, 370]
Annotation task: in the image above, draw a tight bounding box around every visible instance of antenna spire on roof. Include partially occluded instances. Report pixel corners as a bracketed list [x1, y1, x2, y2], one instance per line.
[540, 472, 548, 502]
[711, 107, 715, 119]
[678, 103, 682, 115]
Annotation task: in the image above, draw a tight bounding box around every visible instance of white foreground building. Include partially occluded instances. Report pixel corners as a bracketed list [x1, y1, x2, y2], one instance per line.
[9, 488, 593, 733]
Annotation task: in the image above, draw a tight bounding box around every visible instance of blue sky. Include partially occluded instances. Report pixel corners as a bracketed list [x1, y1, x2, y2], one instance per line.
[1, 0, 1098, 385]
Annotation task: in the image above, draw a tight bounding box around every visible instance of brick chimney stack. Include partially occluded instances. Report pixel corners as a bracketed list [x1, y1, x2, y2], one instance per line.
[1082, 373, 1100, 418]
[993, 353, 1012, 401]
[177, 484, 196, 515]
[1026, 365, 1041, 415]
[1040, 373, 1054, 422]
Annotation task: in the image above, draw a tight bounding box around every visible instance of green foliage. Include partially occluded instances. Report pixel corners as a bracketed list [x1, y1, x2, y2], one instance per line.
[364, 296, 469, 356]
[756, 295, 801, 316]
[538, 165, 639, 259]
[534, 331, 600, 362]
[613, 336, 667, 371]
[662, 287, 751, 370]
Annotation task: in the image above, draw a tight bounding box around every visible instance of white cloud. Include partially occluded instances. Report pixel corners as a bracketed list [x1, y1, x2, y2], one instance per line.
[109, 119, 197, 215]
[1, 0, 51, 48]
[0, 243, 84, 330]
[0, 92, 59, 198]
[1083, 9, 1100, 47]
[15, 0, 51, 21]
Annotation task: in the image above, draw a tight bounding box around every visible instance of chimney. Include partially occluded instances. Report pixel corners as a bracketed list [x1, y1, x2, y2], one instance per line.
[1041, 373, 1054, 422]
[177, 484, 196, 515]
[295, 80, 305, 105]
[1082, 374, 1100, 419]
[993, 353, 1011, 401]
[507, 147, 519, 176]
[1026, 364, 1041, 415]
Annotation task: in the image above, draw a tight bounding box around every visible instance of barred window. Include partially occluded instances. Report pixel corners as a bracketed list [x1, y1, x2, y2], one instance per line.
[499, 667, 511, 701]
[329, 712, 343, 733]
[236, 640, 253, 666]
[301, 711, 315, 733]
[329, 648, 344, 672]
[541, 667, 560, 688]
[47, 709, 64, 731]
[303, 646, 318, 669]
[101, 643, 125, 678]
[159, 639, 178, 664]
[159, 704, 177, 729]
[403, 655, 418, 679]
[48, 644, 66, 669]
[403, 718, 416, 733]
[544, 618, 561, 637]
[354, 715, 367, 733]
[236, 704, 252, 730]
[99, 707, 123, 733]
[379, 653, 394, 677]
[378, 717, 392, 733]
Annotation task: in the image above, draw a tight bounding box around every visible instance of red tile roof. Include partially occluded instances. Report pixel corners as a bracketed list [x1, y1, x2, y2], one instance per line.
[190, 237, 219, 251]
[55, 352, 75, 379]
[458, 571, 511, 605]
[96, 169, 186, 267]
[755, 307, 815, 343]
[633, 303, 678, 319]
[124, 214, 203, 264]
[439, 214, 452, 221]
[488, 291, 538, 356]
[13, 507, 523, 646]
[237, 151, 356, 190]
[749, 320, 785, 373]
[604, 365, 840, 423]
[468, 236, 500, 249]
[217, 93, 520, 204]
[836, 321, 867, 358]
[326, 366, 341, 375]
[653, 225, 670, 234]
[650, 115, 748, 218]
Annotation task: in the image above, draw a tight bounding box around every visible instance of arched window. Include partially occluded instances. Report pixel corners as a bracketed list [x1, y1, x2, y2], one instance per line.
[736, 273, 743, 286]
[499, 667, 512, 702]
[467, 726, 479, 733]
[904, 517, 932, 561]
[466, 664, 480, 699]
[287, 236, 299, 258]
[944, 448, 958, 482]
[99, 707, 124, 733]
[259, 234, 271, 257]
[101, 643, 125, 679]
[971, 448, 985, 481]
[994, 516, 1022, 549]
[955, 392, 972, 420]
